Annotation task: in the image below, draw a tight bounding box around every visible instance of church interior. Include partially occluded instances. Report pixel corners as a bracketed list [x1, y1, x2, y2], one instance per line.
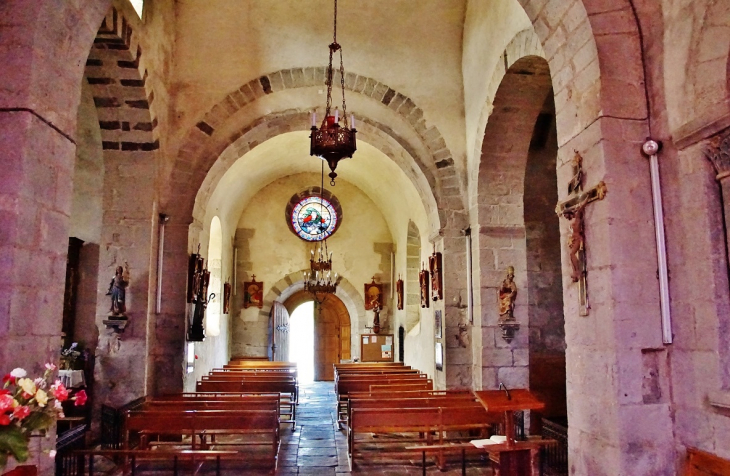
[1, 0, 730, 474]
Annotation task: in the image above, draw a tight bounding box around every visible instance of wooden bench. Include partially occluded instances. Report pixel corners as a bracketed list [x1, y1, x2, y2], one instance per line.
[687, 447, 730, 475]
[72, 449, 268, 474]
[335, 377, 432, 422]
[124, 409, 279, 467]
[196, 380, 297, 404]
[347, 406, 500, 470]
[200, 375, 298, 402]
[346, 395, 482, 429]
[161, 392, 296, 424]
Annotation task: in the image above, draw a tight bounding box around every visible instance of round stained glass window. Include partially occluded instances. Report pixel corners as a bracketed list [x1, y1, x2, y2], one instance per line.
[291, 196, 338, 241]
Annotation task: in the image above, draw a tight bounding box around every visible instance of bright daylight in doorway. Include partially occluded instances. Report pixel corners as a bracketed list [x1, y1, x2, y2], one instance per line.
[289, 302, 315, 383]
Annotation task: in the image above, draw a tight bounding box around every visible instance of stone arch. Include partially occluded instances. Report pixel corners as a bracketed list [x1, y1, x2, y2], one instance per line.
[189, 112, 441, 235]
[470, 28, 546, 178]
[85, 6, 158, 152]
[165, 69, 463, 225]
[476, 55, 553, 391]
[253, 270, 366, 360]
[510, 0, 648, 145]
[665, 0, 730, 141]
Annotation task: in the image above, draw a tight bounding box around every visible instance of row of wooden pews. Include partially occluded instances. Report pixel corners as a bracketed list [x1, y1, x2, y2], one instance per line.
[334, 362, 503, 471]
[88, 358, 300, 473]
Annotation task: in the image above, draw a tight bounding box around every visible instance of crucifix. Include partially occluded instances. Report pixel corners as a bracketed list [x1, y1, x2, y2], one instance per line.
[555, 152, 607, 316]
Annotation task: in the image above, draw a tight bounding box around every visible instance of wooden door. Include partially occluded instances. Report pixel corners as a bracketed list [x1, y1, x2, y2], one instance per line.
[270, 302, 290, 361]
[314, 296, 350, 381]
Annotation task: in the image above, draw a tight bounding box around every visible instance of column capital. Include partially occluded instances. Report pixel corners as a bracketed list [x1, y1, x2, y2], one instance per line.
[704, 132, 730, 181]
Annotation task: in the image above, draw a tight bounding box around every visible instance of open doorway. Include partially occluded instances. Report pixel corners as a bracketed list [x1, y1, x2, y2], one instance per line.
[289, 302, 315, 384]
[284, 291, 351, 381]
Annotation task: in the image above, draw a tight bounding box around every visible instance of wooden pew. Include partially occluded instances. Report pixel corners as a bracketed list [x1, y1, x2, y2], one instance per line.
[335, 377, 433, 424]
[348, 406, 500, 470]
[196, 380, 297, 404]
[160, 392, 296, 424]
[124, 409, 280, 467]
[201, 375, 298, 402]
[687, 447, 730, 476]
[346, 394, 481, 429]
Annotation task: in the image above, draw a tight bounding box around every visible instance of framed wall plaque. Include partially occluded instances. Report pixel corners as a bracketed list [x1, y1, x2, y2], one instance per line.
[435, 309, 442, 339]
[243, 275, 263, 309]
[435, 342, 443, 371]
[364, 278, 383, 311]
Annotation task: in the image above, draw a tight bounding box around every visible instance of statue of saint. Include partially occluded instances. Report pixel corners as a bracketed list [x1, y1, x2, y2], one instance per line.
[498, 266, 517, 322]
[107, 265, 129, 317]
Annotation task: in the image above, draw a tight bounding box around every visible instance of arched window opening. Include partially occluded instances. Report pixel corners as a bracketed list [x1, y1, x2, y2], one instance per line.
[405, 221, 421, 331]
[206, 217, 222, 336]
[289, 302, 315, 383]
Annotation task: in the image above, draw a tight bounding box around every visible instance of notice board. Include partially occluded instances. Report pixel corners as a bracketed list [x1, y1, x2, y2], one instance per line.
[360, 334, 394, 362]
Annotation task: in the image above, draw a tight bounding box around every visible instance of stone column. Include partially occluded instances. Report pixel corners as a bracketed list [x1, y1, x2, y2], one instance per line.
[0, 2, 111, 471]
[704, 132, 730, 263]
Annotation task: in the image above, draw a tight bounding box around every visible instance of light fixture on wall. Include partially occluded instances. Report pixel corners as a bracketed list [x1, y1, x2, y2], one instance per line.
[310, 0, 357, 186]
[303, 240, 339, 297]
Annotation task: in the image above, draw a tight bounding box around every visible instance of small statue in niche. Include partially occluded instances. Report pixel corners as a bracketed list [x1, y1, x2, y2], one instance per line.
[455, 322, 469, 348]
[107, 264, 129, 317]
[498, 266, 517, 322]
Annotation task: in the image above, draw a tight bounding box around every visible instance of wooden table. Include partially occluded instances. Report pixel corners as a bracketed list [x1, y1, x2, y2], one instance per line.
[473, 389, 548, 476]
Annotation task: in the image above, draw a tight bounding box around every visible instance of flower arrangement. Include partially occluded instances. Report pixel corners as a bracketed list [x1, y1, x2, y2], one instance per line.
[0, 364, 87, 468]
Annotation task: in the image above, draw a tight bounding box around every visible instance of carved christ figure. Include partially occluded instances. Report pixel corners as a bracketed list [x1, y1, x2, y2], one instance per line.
[567, 208, 585, 282]
[498, 266, 517, 322]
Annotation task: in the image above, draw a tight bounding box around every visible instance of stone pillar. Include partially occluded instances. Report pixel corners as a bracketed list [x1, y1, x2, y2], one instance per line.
[704, 132, 730, 263]
[0, 1, 110, 471]
[562, 117, 676, 474]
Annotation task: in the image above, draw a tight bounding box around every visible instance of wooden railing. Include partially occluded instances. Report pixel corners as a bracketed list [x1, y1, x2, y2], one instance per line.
[541, 418, 568, 474]
[55, 424, 87, 476]
[100, 396, 145, 450]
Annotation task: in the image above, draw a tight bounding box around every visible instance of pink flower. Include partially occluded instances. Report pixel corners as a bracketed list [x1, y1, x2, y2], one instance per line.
[51, 381, 69, 402]
[45, 363, 56, 371]
[0, 414, 10, 426]
[0, 395, 14, 413]
[2, 374, 15, 385]
[74, 390, 87, 406]
[0, 389, 10, 396]
[12, 405, 30, 421]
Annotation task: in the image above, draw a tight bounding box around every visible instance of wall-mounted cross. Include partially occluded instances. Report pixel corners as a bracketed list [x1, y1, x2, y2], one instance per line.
[555, 152, 607, 316]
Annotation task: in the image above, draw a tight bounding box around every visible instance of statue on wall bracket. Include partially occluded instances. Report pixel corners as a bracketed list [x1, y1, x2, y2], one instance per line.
[103, 262, 130, 333]
[419, 264, 430, 308]
[429, 249, 443, 301]
[498, 266, 520, 342]
[187, 245, 211, 341]
[555, 151, 607, 316]
[223, 280, 232, 314]
[396, 275, 404, 310]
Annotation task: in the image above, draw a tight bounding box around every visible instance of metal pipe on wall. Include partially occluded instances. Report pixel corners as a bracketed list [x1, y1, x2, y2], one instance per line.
[642, 140, 672, 344]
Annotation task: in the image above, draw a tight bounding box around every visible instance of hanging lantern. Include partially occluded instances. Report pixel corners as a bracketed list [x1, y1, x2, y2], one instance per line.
[310, 0, 357, 186]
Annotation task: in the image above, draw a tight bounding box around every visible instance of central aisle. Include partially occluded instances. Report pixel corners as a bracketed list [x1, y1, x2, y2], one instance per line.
[275, 382, 490, 475]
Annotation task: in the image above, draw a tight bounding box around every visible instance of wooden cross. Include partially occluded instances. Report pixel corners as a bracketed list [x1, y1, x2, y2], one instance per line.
[555, 152, 607, 316]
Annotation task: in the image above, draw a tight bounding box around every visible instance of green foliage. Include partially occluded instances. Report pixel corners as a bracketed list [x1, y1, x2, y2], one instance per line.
[0, 426, 29, 463]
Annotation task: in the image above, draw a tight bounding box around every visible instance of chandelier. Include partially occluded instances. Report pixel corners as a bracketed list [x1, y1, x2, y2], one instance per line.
[310, 0, 357, 186]
[303, 240, 339, 295]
